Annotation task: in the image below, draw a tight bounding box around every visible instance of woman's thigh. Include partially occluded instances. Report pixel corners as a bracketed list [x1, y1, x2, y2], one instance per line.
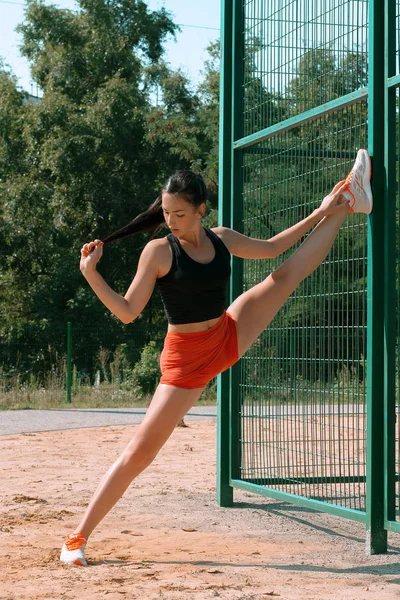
[126, 383, 205, 460]
[228, 270, 297, 359]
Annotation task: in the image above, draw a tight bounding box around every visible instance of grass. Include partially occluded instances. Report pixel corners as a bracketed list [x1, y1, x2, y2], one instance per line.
[0, 376, 218, 410]
[0, 353, 367, 411]
[0, 344, 218, 410]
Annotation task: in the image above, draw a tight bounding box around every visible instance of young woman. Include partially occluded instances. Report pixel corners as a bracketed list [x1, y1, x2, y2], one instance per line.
[60, 149, 373, 566]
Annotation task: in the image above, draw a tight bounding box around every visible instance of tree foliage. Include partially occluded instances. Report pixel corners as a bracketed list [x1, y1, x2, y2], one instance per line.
[0, 0, 220, 379]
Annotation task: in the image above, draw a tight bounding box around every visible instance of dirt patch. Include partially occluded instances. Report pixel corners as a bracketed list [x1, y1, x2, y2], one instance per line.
[1, 420, 400, 599]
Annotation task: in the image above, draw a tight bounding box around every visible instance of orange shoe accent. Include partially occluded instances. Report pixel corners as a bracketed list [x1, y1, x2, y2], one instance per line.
[345, 168, 354, 186]
[65, 533, 86, 551]
[344, 162, 356, 204]
[332, 178, 347, 194]
[331, 179, 355, 213]
[73, 559, 84, 566]
[337, 172, 356, 213]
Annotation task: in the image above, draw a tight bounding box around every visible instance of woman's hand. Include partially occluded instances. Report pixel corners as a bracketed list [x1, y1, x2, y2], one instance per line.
[316, 181, 350, 219]
[80, 239, 104, 273]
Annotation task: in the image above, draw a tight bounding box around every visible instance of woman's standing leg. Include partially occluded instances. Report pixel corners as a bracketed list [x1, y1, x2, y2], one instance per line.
[76, 384, 204, 539]
[61, 383, 204, 564]
[228, 202, 351, 357]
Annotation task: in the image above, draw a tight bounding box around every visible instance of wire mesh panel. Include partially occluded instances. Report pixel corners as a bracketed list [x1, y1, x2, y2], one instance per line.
[239, 110, 368, 511]
[243, 0, 368, 136]
[229, 0, 371, 515]
[218, 0, 400, 553]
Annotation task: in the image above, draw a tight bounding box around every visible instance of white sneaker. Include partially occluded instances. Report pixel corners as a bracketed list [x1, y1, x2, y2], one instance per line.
[60, 533, 88, 566]
[343, 149, 373, 214]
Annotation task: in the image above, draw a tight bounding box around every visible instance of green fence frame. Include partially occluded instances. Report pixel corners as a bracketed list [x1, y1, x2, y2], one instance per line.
[384, 0, 400, 540]
[217, 0, 398, 554]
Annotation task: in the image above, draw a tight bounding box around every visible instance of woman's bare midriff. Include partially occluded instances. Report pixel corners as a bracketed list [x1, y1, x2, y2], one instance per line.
[167, 315, 222, 334]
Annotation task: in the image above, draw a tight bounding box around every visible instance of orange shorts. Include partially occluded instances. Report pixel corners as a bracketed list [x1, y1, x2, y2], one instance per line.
[159, 311, 239, 389]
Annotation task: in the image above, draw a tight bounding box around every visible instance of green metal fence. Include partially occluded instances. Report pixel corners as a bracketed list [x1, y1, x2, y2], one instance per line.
[217, 0, 395, 554]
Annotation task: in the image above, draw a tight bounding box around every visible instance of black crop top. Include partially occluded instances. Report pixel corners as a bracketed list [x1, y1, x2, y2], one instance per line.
[155, 227, 231, 325]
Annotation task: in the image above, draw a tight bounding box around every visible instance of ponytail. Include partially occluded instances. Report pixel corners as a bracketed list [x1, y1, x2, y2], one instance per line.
[101, 170, 208, 245]
[101, 195, 164, 244]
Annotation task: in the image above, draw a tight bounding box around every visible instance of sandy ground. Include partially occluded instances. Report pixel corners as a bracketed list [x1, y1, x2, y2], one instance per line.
[1, 419, 400, 600]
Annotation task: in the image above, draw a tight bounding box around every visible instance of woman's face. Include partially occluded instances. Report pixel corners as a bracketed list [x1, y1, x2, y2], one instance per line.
[161, 193, 205, 236]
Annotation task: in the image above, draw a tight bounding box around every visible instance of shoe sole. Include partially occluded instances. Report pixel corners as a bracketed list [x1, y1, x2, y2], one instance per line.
[60, 557, 88, 566]
[60, 545, 88, 566]
[348, 149, 373, 214]
[73, 559, 87, 566]
[360, 149, 373, 213]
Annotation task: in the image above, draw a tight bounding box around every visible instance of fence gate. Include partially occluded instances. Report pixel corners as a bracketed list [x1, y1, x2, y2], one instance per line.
[217, 0, 397, 554]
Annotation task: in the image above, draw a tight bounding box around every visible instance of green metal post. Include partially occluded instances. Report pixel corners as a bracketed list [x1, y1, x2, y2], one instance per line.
[365, 0, 387, 555]
[66, 322, 72, 404]
[217, 0, 234, 507]
[384, 0, 397, 529]
[229, 0, 245, 488]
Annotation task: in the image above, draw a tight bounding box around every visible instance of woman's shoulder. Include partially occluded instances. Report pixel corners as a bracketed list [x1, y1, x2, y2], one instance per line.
[143, 237, 172, 259]
[209, 226, 234, 251]
[146, 236, 171, 249]
[144, 237, 173, 278]
[209, 226, 231, 238]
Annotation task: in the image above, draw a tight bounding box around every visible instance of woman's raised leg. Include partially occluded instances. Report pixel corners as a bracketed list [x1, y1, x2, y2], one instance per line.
[228, 202, 351, 358]
[73, 383, 204, 541]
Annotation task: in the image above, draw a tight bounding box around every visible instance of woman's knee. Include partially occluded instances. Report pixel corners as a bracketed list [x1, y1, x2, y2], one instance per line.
[270, 261, 298, 286]
[120, 436, 160, 473]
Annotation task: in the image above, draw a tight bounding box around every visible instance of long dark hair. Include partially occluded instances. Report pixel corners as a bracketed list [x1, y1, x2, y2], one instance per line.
[101, 170, 209, 244]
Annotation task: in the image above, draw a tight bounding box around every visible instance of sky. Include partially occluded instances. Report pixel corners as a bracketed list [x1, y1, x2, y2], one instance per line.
[0, 0, 221, 95]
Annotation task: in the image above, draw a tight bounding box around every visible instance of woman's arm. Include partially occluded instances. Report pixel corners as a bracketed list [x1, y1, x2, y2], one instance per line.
[266, 209, 323, 257]
[80, 239, 160, 324]
[82, 269, 133, 324]
[215, 181, 348, 259]
[215, 211, 322, 260]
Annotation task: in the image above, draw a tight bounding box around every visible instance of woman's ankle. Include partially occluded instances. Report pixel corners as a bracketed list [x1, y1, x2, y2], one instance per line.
[74, 528, 89, 541]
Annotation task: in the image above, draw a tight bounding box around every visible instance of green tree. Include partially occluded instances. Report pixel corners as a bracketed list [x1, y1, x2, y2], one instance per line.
[0, 0, 220, 381]
[0, 61, 27, 181]
[144, 39, 222, 210]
